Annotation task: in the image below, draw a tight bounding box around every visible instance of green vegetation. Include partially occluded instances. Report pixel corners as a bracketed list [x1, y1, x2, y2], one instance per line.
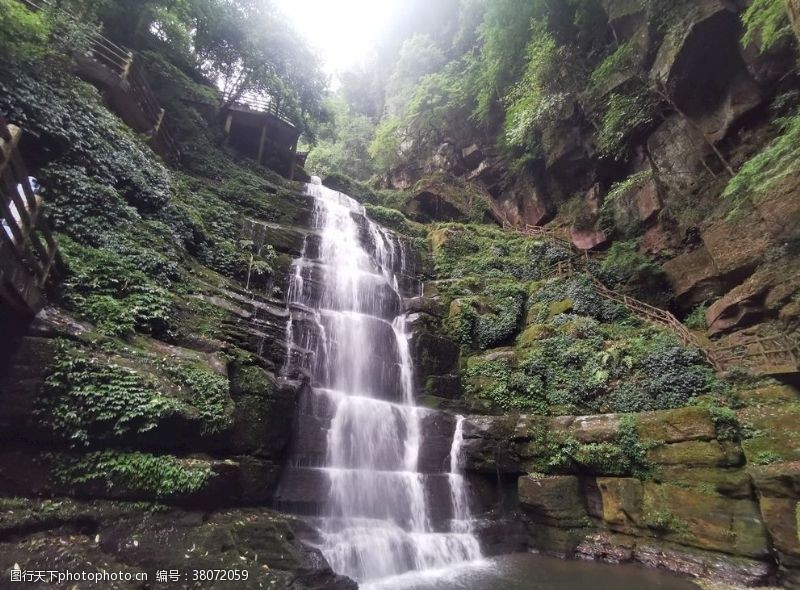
[598, 240, 666, 299]
[433, 224, 723, 416]
[684, 303, 709, 330]
[41, 343, 182, 446]
[40, 340, 235, 445]
[52, 451, 213, 500]
[723, 112, 800, 211]
[589, 42, 636, 93]
[307, 97, 378, 180]
[596, 91, 657, 161]
[742, 0, 793, 51]
[160, 362, 231, 435]
[524, 414, 651, 477]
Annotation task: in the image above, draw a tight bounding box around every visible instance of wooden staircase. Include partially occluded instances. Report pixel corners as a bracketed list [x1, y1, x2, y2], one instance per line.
[503, 223, 800, 377]
[502, 222, 800, 377]
[0, 114, 62, 316]
[714, 332, 800, 378]
[20, 0, 180, 165]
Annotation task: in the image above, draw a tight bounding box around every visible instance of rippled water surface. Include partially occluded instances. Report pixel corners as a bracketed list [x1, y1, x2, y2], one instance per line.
[361, 553, 701, 590]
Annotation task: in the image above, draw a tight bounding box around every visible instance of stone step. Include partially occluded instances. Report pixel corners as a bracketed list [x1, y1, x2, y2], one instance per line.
[274, 467, 462, 523]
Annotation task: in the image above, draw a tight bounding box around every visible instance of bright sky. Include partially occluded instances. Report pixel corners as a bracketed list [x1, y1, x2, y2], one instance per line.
[273, 0, 405, 77]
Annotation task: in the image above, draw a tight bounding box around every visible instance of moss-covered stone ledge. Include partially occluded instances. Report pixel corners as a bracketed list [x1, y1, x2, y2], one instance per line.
[0, 497, 356, 590]
[0, 450, 280, 507]
[461, 406, 790, 586]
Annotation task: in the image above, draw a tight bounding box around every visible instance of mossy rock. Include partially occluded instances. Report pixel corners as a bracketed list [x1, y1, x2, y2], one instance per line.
[736, 384, 799, 407]
[0, 497, 356, 589]
[636, 406, 717, 443]
[641, 482, 770, 557]
[738, 403, 800, 465]
[758, 496, 800, 558]
[748, 461, 800, 498]
[429, 227, 457, 254]
[527, 524, 593, 555]
[516, 324, 552, 347]
[548, 299, 574, 318]
[647, 440, 744, 467]
[228, 358, 296, 459]
[596, 477, 644, 532]
[518, 475, 589, 527]
[653, 466, 753, 499]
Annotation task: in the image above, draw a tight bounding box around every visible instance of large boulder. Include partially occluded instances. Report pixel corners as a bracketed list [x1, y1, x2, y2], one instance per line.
[647, 114, 710, 196]
[706, 268, 774, 335]
[461, 144, 484, 171]
[228, 359, 299, 459]
[495, 167, 553, 227]
[748, 459, 800, 586]
[651, 0, 763, 143]
[596, 477, 644, 533]
[663, 213, 772, 306]
[570, 226, 609, 250]
[518, 475, 588, 527]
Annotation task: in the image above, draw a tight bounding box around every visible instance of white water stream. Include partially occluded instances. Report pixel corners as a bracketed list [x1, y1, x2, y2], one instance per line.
[281, 178, 482, 584]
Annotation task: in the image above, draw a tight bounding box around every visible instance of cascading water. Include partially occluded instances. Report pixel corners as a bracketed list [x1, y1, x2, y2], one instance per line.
[278, 178, 482, 585]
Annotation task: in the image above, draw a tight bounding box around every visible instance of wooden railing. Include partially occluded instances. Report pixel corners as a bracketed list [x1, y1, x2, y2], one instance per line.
[502, 221, 573, 249]
[591, 279, 723, 370]
[714, 333, 800, 375]
[21, 0, 132, 77]
[502, 221, 800, 376]
[0, 114, 62, 313]
[222, 92, 297, 128]
[502, 221, 723, 370]
[126, 59, 180, 162]
[19, 0, 180, 165]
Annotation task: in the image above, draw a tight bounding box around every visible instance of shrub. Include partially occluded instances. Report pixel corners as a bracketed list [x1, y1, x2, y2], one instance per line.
[684, 303, 709, 330]
[160, 362, 232, 435]
[475, 283, 527, 349]
[599, 240, 664, 289]
[530, 275, 625, 323]
[40, 344, 181, 446]
[596, 91, 656, 161]
[60, 237, 177, 340]
[638, 337, 715, 409]
[525, 414, 651, 477]
[724, 112, 800, 213]
[464, 357, 548, 413]
[52, 451, 213, 500]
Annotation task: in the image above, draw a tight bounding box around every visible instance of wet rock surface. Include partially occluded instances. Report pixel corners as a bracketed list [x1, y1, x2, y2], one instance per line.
[457, 406, 791, 586]
[0, 498, 355, 590]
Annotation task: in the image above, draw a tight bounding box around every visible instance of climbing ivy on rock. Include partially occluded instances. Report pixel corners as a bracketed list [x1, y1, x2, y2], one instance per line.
[40, 343, 182, 446]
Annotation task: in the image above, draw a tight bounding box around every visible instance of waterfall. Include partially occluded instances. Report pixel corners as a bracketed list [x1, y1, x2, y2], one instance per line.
[278, 178, 482, 585]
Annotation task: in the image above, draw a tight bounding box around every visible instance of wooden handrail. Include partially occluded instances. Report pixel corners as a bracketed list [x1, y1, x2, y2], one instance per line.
[503, 221, 724, 370]
[17, 0, 180, 165]
[0, 113, 63, 305]
[222, 92, 297, 128]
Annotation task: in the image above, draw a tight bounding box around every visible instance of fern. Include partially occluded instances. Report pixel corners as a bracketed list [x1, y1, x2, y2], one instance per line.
[742, 0, 792, 52]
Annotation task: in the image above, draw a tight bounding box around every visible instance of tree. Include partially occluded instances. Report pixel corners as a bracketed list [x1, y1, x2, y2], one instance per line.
[785, 0, 800, 42]
[192, 0, 325, 131]
[305, 96, 377, 180]
[384, 34, 446, 116]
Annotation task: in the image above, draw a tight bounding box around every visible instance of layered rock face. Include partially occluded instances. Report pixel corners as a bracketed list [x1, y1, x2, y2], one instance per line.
[383, 0, 800, 342]
[0, 182, 358, 588]
[457, 399, 800, 587]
